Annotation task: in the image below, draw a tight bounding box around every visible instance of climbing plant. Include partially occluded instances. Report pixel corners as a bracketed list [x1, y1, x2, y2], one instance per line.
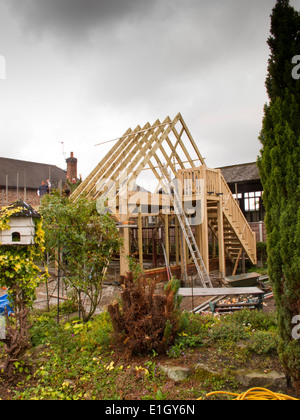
[0, 205, 48, 376]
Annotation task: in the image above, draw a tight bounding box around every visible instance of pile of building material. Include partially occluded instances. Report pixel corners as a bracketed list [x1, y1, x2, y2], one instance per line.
[209, 295, 262, 314]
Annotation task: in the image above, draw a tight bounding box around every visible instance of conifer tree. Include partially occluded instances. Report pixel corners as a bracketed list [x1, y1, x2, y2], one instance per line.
[258, 0, 300, 392]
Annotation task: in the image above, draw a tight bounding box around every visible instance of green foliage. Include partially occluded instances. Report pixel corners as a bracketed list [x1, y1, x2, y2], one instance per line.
[0, 206, 22, 231]
[249, 331, 279, 355]
[258, 0, 300, 391]
[208, 322, 248, 344]
[228, 308, 278, 332]
[126, 255, 144, 280]
[266, 0, 300, 102]
[0, 208, 48, 305]
[40, 194, 122, 322]
[0, 206, 48, 376]
[30, 313, 62, 347]
[168, 309, 279, 359]
[256, 242, 268, 266]
[0, 208, 47, 301]
[3, 307, 282, 400]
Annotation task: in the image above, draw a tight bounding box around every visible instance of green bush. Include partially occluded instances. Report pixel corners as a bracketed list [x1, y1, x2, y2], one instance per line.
[208, 322, 248, 344]
[228, 309, 278, 332]
[30, 314, 63, 347]
[248, 331, 279, 355]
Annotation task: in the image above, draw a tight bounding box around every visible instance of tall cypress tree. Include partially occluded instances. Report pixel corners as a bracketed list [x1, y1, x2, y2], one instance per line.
[266, 0, 300, 100]
[258, 0, 300, 393]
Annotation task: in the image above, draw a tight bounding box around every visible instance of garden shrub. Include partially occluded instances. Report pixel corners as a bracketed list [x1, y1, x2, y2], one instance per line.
[108, 273, 182, 356]
[227, 309, 278, 332]
[248, 331, 279, 355]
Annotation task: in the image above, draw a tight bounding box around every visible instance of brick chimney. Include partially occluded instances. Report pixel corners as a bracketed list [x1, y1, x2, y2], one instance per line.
[66, 152, 78, 183]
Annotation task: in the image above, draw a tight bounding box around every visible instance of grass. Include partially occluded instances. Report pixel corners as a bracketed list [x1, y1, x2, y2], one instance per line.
[0, 303, 289, 400]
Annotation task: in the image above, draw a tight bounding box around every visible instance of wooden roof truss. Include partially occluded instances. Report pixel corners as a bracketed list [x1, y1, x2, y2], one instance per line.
[71, 113, 206, 202]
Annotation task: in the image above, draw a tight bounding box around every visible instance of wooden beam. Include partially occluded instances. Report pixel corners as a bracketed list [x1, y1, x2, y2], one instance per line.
[199, 166, 209, 274]
[165, 214, 170, 265]
[141, 159, 202, 171]
[232, 248, 243, 276]
[71, 127, 133, 201]
[94, 122, 171, 146]
[217, 171, 226, 279]
[158, 144, 177, 177]
[178, 114, 206, 166]
[164, 133, 186, 170]
[120, 228, 130, 276]
[172, 125, 196, 169]
[125, 116, 174, 181]
[138, 207, 143, 268]
[217, 200, 226, 279]
[78, 124, 145, 200]
[91, 121, 156, 199]
[179, 287, 264, 297]
[175, 216, 180, 266]
[93, 118, 171, 200]
[114, 115, 180, 199]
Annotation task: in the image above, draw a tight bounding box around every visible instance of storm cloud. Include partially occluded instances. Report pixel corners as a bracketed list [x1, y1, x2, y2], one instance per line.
[0, 0, 299, 180]
[3, 0, 275, 42]
[4, 0, 158, 40]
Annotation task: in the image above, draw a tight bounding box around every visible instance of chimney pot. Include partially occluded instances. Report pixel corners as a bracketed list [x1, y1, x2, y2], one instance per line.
[66, 152, 78, 182]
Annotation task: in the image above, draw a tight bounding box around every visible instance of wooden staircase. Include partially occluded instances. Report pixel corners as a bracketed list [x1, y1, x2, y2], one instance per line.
[178, 167, 257, 269]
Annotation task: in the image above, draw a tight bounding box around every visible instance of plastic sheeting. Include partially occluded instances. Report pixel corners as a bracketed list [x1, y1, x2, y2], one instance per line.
[0, 294, 13, 316]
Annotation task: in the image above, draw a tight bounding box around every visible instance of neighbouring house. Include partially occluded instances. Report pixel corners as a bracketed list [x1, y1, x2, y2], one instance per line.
[0, 152, 78, 209]
[219, 162, 266, 243]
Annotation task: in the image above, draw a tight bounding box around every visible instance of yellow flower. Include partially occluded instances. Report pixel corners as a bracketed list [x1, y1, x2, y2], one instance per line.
[105, 361, 115, 371]
[62, 381, 70, 388]
[135, 366, 149, 376]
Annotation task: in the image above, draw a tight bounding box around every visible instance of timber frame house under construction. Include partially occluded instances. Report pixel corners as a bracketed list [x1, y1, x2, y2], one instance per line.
[71, 113, 257, 287]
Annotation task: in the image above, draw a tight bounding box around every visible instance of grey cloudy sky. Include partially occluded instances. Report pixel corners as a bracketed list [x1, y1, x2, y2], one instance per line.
[0, 0, 300, 182]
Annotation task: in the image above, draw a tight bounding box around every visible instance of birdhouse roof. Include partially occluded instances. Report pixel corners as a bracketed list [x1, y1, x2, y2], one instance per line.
[1, 200, 41, 219]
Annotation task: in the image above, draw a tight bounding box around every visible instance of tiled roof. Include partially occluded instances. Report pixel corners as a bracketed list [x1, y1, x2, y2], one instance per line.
[219, 162, 260, 184]
[0, 199, 41, 218]
[0, 157, 66, 189]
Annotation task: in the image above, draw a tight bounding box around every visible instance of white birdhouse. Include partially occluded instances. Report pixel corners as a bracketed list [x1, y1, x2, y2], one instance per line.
[0, 200, 41, 246]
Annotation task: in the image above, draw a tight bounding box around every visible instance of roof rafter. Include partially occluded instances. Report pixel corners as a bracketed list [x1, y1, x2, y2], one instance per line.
[71, 112, 205, 202]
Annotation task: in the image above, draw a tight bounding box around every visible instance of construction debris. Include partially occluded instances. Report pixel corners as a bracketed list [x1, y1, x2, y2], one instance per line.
[209, 295, 263, 314]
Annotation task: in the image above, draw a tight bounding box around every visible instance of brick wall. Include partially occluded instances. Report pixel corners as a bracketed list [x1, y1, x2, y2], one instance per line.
[66, 152, 78, 182]
[0, 187, 41, 209]
[143, 258, 233, 283]
[248, 222, 267, 243]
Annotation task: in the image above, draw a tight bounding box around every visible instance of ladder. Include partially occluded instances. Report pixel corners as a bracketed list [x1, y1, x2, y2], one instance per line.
[159, 165, 213, 288]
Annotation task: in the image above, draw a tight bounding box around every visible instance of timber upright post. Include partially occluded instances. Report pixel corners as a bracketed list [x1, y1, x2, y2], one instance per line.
[199, 166, 209, 275]
[138, 206, 143, 268]
[119, 220, 130, 276]
[177, 170, 188, 283]
[119, 192, 130, 277]
[217, 170, 226, 279]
